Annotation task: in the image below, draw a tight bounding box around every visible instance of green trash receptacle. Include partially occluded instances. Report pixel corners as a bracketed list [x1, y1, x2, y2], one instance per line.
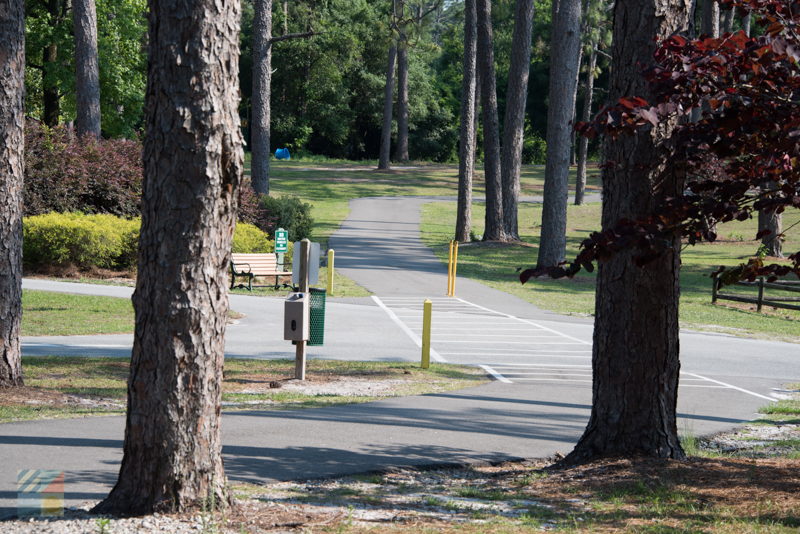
[308, 287, 326, 346]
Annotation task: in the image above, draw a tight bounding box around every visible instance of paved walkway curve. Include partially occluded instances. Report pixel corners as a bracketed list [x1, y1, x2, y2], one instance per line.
[2, 195, 797, 518]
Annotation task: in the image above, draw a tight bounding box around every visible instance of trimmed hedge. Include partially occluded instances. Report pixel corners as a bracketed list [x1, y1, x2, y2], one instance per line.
[23, 213, 273, 271]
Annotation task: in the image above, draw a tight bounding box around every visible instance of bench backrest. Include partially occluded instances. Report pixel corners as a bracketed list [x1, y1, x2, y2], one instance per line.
[230, 253, 288, 275]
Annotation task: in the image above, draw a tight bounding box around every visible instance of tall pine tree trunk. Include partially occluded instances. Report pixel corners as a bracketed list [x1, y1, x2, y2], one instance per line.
[574, 47, 597, 206]
[94, 0, 243, 514]
[537, 0, 582, 267]
[476, 0, 506, 241]
[0, 0, 25, 388]
[455, 0, 477, 243]
[394, 40, 410, 163]
[73, 0, 102, 138]
[563, 0, 689, 466]
[378, 44, 397, 170]
[43, 43, 60, 127]
[702, 0, 719, 36]
[251, 0, 273, 196]
[500, 0, 535, 241]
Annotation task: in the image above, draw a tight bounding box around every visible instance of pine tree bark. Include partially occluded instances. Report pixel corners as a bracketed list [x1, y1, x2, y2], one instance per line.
[758, 182, 783, 258]
[537, 0, 582, 267]
[93, 0, 243, 514]
[43, 43, 60, 127]
[0, 0, 25, 388]
[73, 0, 102, 138]
[455, 0, 478, 243]
[251, 0, 273, 196]
[563, 0, 689, 466]
[575, 47, 597, 206]
[702, 0, 719, 36]
[500, 0, 535, 241]
[378, 44, 397, 170]
[394, 40, 410, 163]
[476, 0, 506, 241]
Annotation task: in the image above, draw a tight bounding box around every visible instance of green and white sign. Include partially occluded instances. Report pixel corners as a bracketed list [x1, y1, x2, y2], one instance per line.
[275, 228, 289, 253]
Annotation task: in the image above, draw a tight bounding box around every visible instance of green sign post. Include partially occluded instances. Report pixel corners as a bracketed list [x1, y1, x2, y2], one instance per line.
[275, 228, 288, 268]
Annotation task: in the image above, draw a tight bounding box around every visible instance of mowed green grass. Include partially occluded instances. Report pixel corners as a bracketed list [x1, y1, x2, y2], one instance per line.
[251, 158, 601, 243]
[21, 290, 134, 336]
[420, 201, 800, 341]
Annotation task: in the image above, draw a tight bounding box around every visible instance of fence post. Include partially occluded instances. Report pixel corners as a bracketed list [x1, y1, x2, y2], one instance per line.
[711, 273, 719, 304]
[757, 277, 764, 312]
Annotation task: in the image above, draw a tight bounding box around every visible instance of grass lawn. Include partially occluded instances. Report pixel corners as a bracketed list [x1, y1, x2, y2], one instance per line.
[420, 201, 800, 341]
[0, 356, 488, 423]
[21, 290, 134, 336]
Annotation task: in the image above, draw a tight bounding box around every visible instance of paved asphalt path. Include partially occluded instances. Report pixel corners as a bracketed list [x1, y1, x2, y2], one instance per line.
[2, 195, 798, 517]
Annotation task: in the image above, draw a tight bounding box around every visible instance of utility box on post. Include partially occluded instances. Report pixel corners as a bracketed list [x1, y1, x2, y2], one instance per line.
[284, 292, 309, 341]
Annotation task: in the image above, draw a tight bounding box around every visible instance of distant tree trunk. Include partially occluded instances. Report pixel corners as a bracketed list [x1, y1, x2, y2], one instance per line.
[0, 0, 25, 388]
[394, 40, 410, 163]
[743, 12, 751, 35]
[720, 7, 734, 33]
[537, 0, 582, 267]
[251, 0, 273, 196]
[563, 0, 689, 466]
[378, 44, 397, 170]
[702, 0, 719, 36]
[758, 182, 783, 258]
[43, 44, 60, 126]
[455, 0, 477, 243]
[93, 0, 243, 514]
[73, 0, 102, 138]
[569, 45, 584, 167]
[575, 47, 597, 206]
[500, 0, 535, 241]
[476, 0, 506, 241]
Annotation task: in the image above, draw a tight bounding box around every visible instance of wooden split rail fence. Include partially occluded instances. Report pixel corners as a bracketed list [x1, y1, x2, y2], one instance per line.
[712, 274, 800, 312]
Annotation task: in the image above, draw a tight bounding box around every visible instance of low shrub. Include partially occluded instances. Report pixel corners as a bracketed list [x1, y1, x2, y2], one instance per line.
[23, 212, 140, 270]
[24, 212, 274, 271]
[25, 121, 143, 217]
[257, 195, 314, 240]
[232, 223, 273, 253]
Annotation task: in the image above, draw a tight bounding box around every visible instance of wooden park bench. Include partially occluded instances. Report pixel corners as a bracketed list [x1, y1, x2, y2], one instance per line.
[230, 253, 292, 291]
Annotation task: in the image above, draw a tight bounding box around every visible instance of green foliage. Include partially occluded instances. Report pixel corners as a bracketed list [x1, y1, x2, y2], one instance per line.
[25, 0, 147, 137]
[232, 223, 273, 253]
[258, 195, 314, 241]
[521, 131, 547, 164]
[23, 212, 140, 270]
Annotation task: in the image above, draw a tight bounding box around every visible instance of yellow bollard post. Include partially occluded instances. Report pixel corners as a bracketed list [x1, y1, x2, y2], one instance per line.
[451, 241, 458, 297]
[421, 299, 432, 369]
[327, 249, 335, 297]
[447, 240, 455, 296]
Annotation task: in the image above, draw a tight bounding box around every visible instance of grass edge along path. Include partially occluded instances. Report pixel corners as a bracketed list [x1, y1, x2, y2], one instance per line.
[0, 356, 489, 423]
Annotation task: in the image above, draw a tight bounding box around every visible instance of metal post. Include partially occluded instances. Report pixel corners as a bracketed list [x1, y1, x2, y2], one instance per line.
[421, 299, 432, 369]
[327, 248, 335, 297]
[447, 241, 455, 297]
[451, 241, 459, 297]
[295, 239, 310, 380]
[757, 277, 764, 312]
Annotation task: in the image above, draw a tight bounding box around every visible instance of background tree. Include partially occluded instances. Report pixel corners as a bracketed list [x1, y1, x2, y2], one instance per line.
[251, 0, 273, 195]
[537, 0, 583, 267]
[455, 0, 477, 242]
[94, 0, 243, 513]
[378, 43, 397, 170]
[574, 0, 611, 205]
[73, 0, 102, 137]
[0, 0, 25, 388]
[476, 0, 506, 241]
[500, 0, 535, 241]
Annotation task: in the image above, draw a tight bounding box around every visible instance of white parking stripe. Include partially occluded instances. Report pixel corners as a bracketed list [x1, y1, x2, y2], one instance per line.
[479, 365, 512, 383]
[684, 372, 777, 402]
[371, 296, 446, 363]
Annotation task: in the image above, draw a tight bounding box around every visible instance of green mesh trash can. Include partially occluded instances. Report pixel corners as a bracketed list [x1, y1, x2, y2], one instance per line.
[308, 287, 326, 346]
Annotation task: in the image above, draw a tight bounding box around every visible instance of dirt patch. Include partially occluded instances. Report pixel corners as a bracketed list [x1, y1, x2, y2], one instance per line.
[0, 386, 123, 410]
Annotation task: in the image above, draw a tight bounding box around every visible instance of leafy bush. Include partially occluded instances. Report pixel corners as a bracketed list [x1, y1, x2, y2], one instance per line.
[24, 121, 143, 217]
[522, 132, 547, 165]
[24, 212, 277, 271]
[257, 195, 314, 241]
[23, 212, 139, 269]
[232, 223, 273, 253]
